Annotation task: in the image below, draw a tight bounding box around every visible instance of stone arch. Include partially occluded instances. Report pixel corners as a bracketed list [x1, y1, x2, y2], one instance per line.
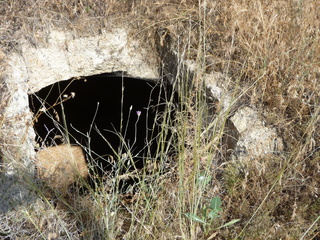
[1, 28, 162, 173]
[0, 28, 283, 177]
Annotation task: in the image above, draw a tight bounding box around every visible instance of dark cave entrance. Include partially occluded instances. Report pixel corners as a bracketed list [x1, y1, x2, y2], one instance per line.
[29, 73, 177, 175]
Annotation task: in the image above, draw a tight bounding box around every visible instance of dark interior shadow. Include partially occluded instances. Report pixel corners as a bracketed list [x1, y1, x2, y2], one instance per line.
[29, 73, 177, 175]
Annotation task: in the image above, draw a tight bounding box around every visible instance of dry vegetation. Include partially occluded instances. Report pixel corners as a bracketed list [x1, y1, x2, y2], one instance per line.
[1, 0, 319, 239]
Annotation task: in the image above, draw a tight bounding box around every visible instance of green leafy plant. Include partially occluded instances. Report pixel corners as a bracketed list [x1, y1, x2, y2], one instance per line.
[184, 196, 240, 232]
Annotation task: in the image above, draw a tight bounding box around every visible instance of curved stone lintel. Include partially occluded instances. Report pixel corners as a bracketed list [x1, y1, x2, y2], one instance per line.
[8, 29, 159, 94]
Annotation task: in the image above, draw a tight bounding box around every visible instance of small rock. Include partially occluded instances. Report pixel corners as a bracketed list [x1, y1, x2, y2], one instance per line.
[231, 107, 284, 158]
[35, 144, 89, 195]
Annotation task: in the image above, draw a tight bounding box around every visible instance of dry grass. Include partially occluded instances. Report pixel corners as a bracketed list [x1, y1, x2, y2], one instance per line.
[0, 0, 319, 239]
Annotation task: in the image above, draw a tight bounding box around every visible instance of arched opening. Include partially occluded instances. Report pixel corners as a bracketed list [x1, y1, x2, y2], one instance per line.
[29, 73, 177, 178]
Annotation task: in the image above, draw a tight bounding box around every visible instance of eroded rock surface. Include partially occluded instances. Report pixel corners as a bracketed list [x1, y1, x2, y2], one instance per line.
[231, 107, 284, 159]
[204, 72, 284, 160]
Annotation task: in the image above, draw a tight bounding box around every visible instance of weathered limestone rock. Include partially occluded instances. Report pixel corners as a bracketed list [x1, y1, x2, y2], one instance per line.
[12, 29, 159, 93]
[204, 72, 284, 160]
[230, 107, 284, 158]
[1, 28, 160, 171]
[36, 144, 89, 195]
